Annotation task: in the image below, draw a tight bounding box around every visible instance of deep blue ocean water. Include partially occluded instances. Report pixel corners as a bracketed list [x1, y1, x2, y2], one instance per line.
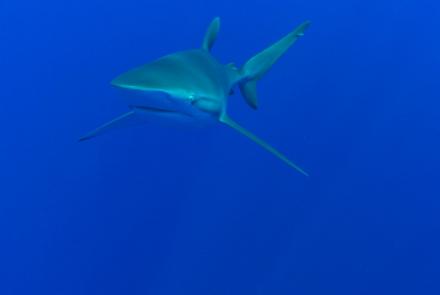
[1, 0, 439, 294]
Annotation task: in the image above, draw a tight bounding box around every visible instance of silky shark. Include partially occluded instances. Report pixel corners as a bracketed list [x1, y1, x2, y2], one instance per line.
[80, 18, 311, 176]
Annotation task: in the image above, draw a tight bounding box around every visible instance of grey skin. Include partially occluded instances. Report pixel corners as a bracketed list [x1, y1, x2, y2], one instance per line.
[80, 18, 311, 176]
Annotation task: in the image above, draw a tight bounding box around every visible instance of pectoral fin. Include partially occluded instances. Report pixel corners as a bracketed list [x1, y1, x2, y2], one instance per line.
[220, 115, 308, 176]
[79, 110, 136, 141]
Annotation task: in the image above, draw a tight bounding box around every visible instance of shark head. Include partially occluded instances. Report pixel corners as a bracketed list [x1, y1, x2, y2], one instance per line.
[110, 48, 234, 121]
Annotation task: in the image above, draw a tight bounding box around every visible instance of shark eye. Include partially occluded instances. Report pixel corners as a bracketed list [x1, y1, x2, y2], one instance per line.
[187, 94, 198, 104]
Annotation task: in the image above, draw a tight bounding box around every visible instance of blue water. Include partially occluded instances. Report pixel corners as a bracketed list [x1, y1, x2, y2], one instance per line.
[1, 0, 439, 294]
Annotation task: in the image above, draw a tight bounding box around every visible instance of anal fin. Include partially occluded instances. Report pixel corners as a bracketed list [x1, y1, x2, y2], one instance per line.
[220, 115, 308, 176]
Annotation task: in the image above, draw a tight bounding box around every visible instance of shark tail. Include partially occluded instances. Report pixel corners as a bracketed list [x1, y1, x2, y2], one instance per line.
[239, 20, 311, 109]
[220, 114, 309, 176]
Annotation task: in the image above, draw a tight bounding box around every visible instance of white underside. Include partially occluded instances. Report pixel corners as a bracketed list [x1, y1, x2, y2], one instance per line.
[117, 88, 216, 125]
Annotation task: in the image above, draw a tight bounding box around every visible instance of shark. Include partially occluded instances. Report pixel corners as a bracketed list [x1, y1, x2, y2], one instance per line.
[80, 17, 311, 176]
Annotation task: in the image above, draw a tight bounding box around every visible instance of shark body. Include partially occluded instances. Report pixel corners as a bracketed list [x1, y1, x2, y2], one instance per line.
[80, 18, 311, 175]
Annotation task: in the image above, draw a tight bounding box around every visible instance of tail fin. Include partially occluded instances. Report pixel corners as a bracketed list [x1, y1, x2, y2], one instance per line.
[239, 20, 311, 109]
[220, 114, 309, 176]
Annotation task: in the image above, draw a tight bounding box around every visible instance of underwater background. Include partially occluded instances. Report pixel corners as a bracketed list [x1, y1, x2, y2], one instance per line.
[1, 0, 439, 294]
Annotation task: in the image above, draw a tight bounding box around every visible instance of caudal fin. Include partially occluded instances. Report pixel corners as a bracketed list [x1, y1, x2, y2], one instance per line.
[220, 114, 309, 176]
[239, 20, 311, 109]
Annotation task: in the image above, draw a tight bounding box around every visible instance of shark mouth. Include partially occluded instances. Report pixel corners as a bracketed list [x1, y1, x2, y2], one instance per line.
[130, 104, 203, 125]
[132, 105, 187, 114]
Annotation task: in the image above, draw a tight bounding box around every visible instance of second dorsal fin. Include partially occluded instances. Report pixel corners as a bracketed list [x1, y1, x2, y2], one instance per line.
[202, 17, 221, 51]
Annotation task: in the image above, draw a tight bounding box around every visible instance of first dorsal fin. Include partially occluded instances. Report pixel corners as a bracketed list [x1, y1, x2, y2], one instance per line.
[202, 17, 220, 51]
